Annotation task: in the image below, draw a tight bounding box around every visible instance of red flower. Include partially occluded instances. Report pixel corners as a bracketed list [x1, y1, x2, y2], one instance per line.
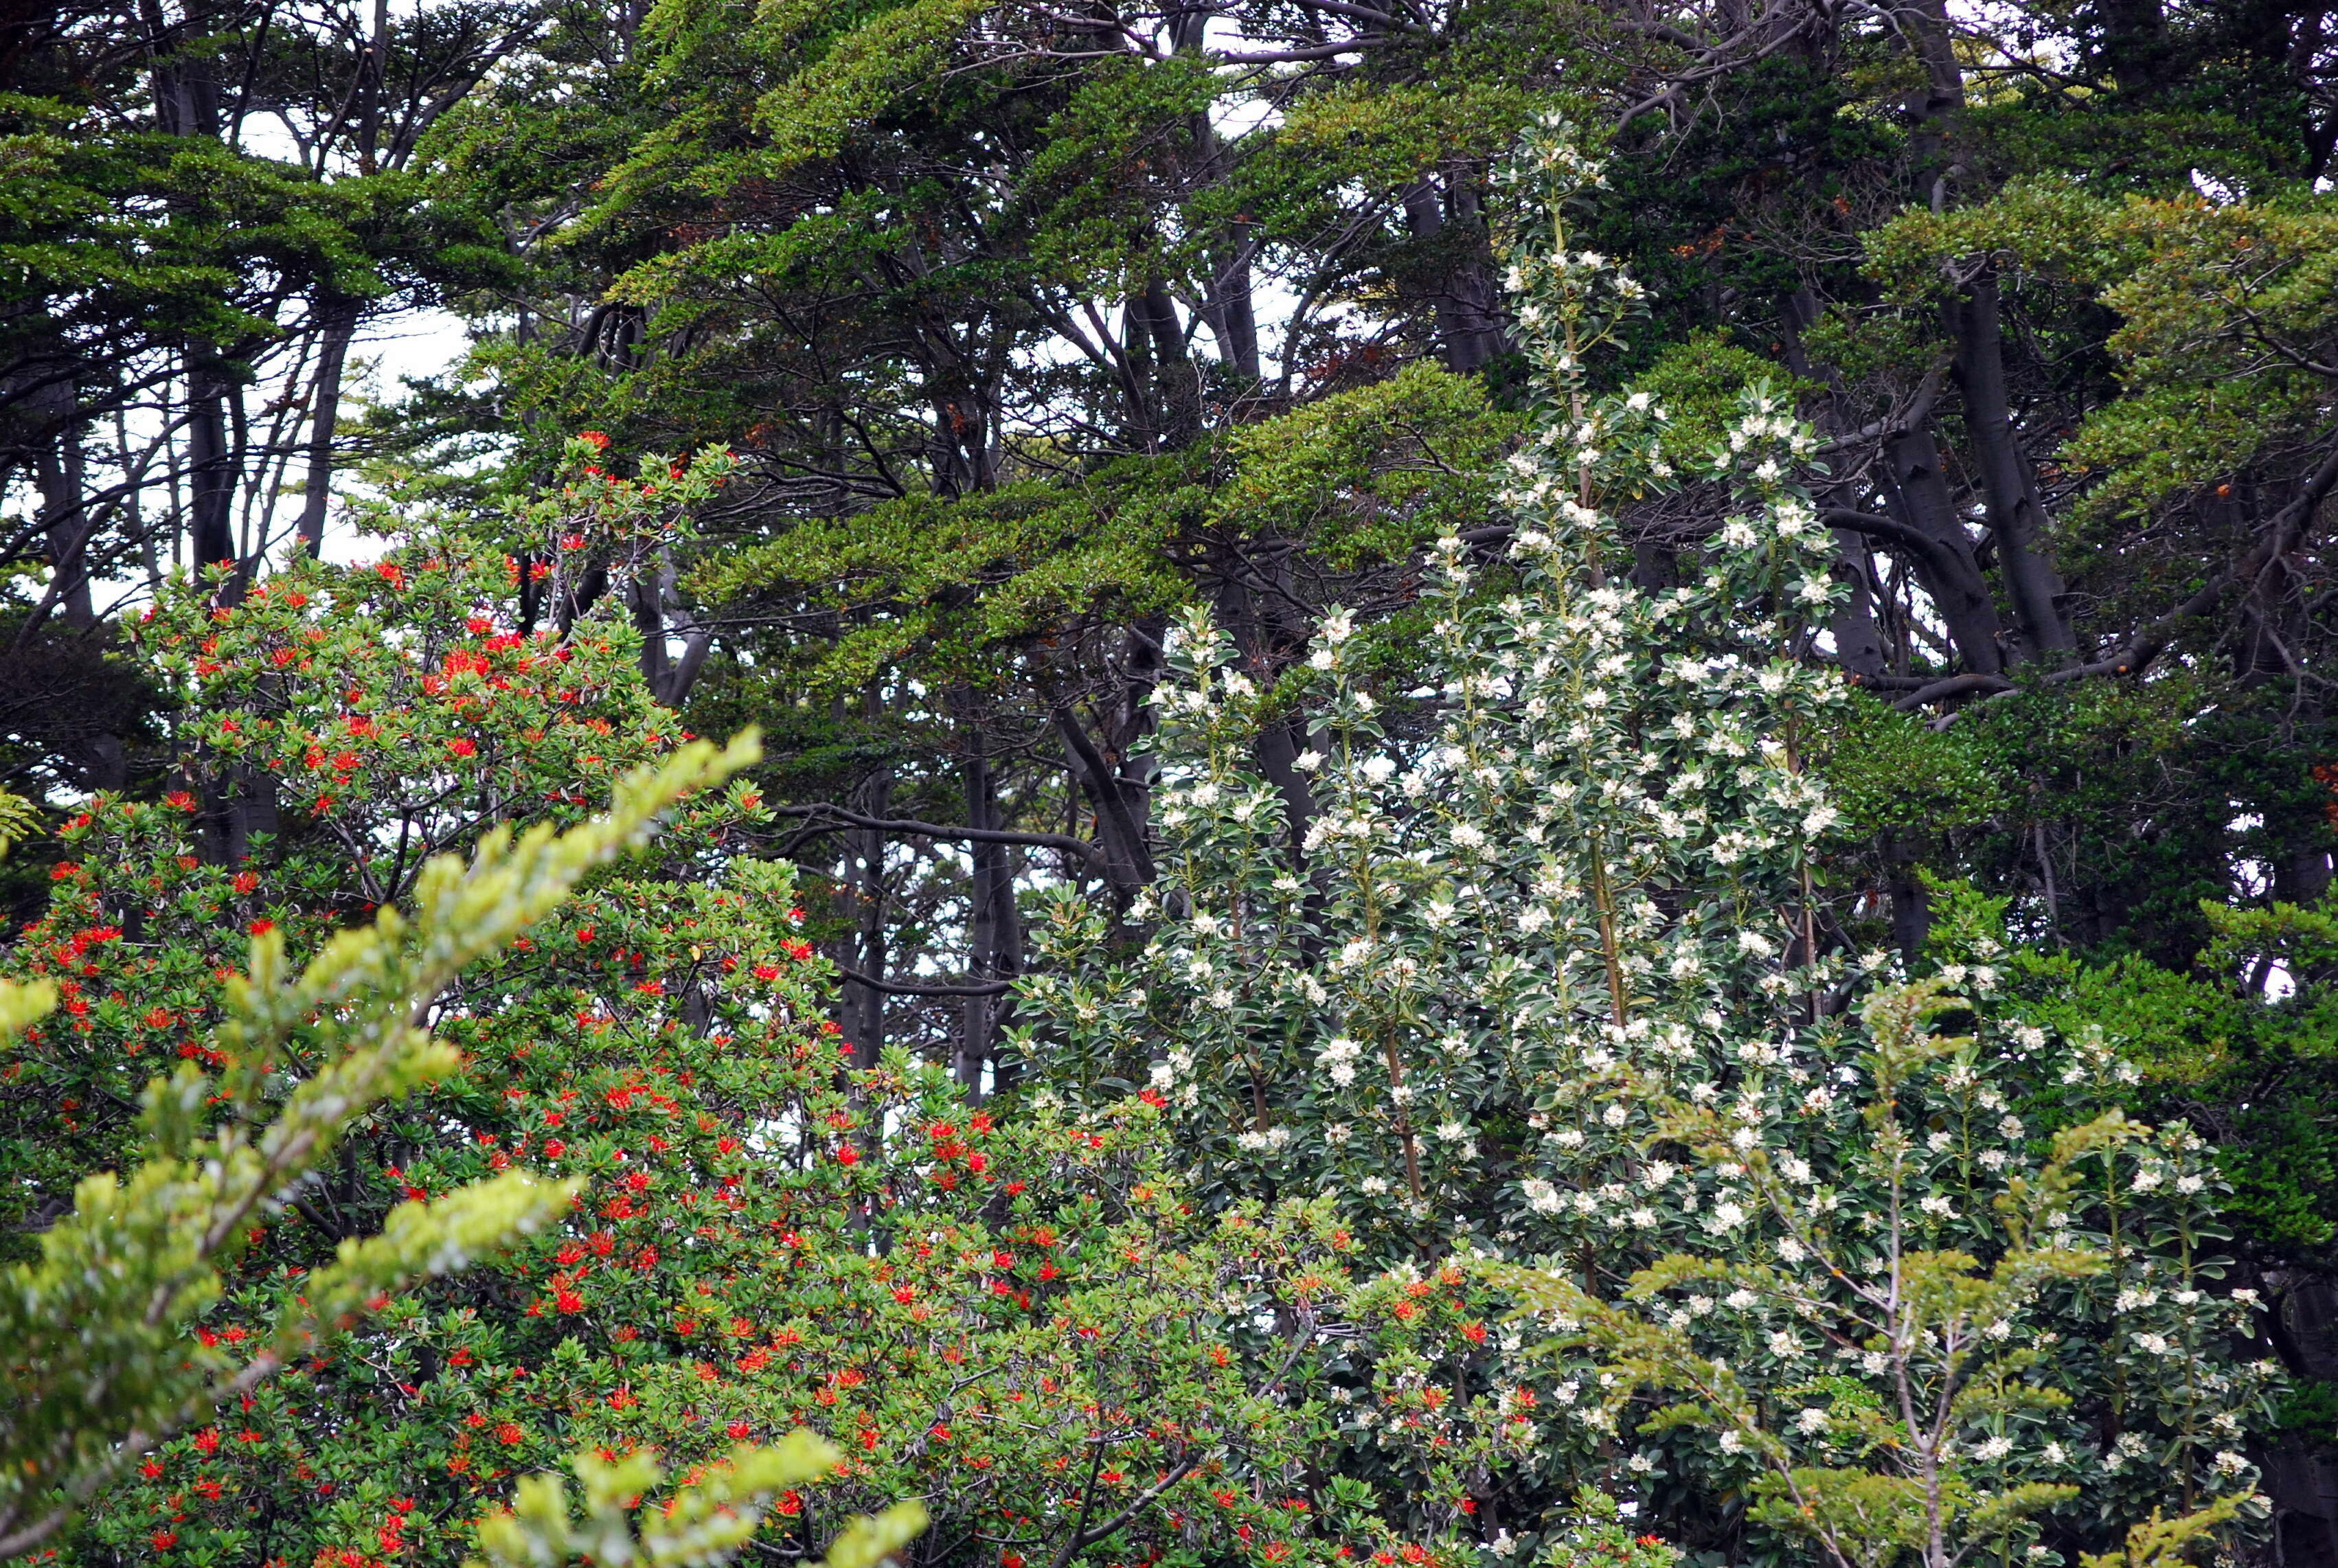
[726, 1420, 751, 1440]
[836, 1146, 859, 1166]
[249, 920, 274, 937]
[231, 870, 259, 895]
[543, 1139, 566, 1159]
[150, 1530, 178, 1550]
[495, 1422, 524, 1446]
[578, 430, 610, 451]
[449, 739, 477, 758]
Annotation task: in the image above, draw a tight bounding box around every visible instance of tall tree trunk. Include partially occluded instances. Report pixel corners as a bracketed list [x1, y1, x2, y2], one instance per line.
[1948, 271, 2074, 659]
[839, 760, 891, 1068]
[958, 718, 1021, 1095]
[1139, 281, 1202, 448]
[185, 345, 238, 576]
[1881, 421, 2006, 674]
[295, 303, 357, 555]
[1402, 174, 1506, 376]
[32, 372, 95, 630]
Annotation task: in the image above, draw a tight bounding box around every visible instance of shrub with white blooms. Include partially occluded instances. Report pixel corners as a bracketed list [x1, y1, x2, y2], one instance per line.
[1015, 117, 2274, 1566]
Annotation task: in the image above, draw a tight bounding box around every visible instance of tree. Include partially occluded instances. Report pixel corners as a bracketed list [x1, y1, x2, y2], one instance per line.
[1013, 118, 2277, 1563]
[1497, 979, 2271, 1568]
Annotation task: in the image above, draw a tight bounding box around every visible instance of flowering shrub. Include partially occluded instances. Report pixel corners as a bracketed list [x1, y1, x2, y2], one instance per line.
[1495, 979, 2273, 1568]
[0, 738, 749, 1561]
[1014, 119, 2275, 1564]
[5, 457, 1484, 1568]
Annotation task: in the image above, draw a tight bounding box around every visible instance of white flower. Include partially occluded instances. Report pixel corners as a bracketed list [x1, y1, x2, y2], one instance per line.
[1324, 1122, 1351, 1146]
[1309, 648, 1336, 670]
[1450, 823, 1488, 851]
[2214, 1451, 2250, 1475]
[1435, 1120, 1471, 1142]
[1291, 750, 1323, 773]
[1321, 609, 1355, 644]
[2043, 1442, 2067, 1464]
[1718, 1431, 1745, 1455]
[1523, 1179, 1563, 1214]
[1361, 1176, 1390, 1194]
[1973, 1435, 2012, 1462]
[1361, 755, 1397, 784]
[1794, 1407, 1829, 1435]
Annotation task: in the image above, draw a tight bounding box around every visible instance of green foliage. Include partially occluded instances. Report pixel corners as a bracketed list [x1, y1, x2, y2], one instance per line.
[1868, 183, 2338, 523]
[0, 791, 38, 859]
[1920, 883, 2338, 1262]
[1214, 363, 1521, 570]
[1817, 692, 2008, 839]
[470, 1433, 925, 1568]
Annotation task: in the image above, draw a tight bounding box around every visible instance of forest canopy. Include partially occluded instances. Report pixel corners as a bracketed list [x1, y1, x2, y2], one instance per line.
[3, 0, 2337, 1565]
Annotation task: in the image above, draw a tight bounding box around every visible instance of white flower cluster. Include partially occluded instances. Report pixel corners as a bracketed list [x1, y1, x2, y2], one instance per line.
[1017, 115, 2274, 1547]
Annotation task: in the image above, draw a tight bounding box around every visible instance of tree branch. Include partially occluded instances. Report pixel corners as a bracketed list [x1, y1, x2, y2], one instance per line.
[771, 804, 1105, 872]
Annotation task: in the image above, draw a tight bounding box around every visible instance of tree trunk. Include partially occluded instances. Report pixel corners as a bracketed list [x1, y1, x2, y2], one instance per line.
[1882, 421, 2006, 674]
[185, 345, 238, 576]
[1401, 174, 1506, 376]
[295, 303, 357, 556]
[1947, 272, 2074, 659]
